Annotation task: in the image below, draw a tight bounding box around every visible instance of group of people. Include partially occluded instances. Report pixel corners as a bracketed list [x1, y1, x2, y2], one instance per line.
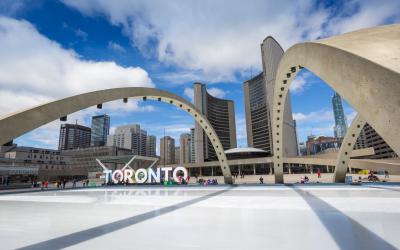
[198, 178, 218, 185]
[300, 175, 310, 184]
[40, 180, 49, 190]
[40, 178, 88, 190]
[232, 172, 245, 179]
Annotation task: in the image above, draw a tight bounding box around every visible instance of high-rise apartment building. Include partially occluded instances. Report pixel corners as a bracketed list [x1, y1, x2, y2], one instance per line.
[58, 124, 91, 150]
[146, 135, 156, 157]
[106, 124, 147, 156]
[174, 147, 180, 164]
[190, 128, 196, 163]
[260, 36, 298, 156]
[179, 133, 191, 164]
[355, 123, 398, 159]
[243, 72, 272, 154]
[194, 83, 237, 162]
[160, 136, 175, 165]
[332, 92, 348, 138]
[90, 114, 110, 147]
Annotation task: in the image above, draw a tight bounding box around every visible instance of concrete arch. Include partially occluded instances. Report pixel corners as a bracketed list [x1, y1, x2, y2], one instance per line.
[272, 24, 400, 183]
[0, 87, 233, 184]
[333, 114, 366, 182]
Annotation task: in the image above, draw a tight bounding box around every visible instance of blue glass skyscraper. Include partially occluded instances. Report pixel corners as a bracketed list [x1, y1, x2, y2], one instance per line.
[91, 114, 110, 146]
[332, 92, 347, 138]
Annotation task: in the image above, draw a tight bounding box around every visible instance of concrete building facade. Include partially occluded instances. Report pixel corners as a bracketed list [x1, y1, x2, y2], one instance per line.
[0, 145, 79, 182]
[160, 136, 175, 165]
[194, 83, 237, 162]
[306, 135, 342, 155]
[107, 124, 147, 156]
[63, 146, 132, 172]
[243, 72, 273, 154]
[179, 133, 191, 164]
[261, 36, 298, 156]
[189, 128, 196, 163]
[90, 114, 110, 147]
[174, 147, 180, 164]
[58, 124, 91, 150]
[355, 123, 398, 159]
[146, 135, 156, 157]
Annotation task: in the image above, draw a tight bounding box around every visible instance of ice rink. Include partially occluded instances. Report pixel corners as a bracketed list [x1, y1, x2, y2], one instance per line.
[0, 185, 399, 250]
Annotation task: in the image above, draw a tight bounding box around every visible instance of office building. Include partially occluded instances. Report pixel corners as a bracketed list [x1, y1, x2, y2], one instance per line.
[243, 72, 272, 154]
[146, 135, 156, 157]
[332, 92, 348, 138]
[0, 145, 74, 183]
[107, 124, 147, 156]
[174, 147, 180, 164]
[298, 142, 307, 156]
[179, 133, 191, 164]
[63, 146, 132, 172]
[256, 36, 298, 156]
[160, 136, 175, 165]
[58, 124, 91, 150]
[306, 135, 342, 155]
[190, 128, 196, 163]
[355, 123, 398, 159]
[194, 83, 237, 162]
[90, 114, 110, 147]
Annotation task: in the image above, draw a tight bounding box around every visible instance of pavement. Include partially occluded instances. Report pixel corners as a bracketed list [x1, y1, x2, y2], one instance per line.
[0, 184, 399, 249]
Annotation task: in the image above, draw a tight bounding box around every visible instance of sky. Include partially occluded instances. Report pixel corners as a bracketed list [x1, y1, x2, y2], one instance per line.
[0, 0, 399, 154]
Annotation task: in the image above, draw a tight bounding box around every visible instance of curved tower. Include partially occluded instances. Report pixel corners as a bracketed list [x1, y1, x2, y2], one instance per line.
[194, 83, 237, 162]
[261, 36, 298, 156]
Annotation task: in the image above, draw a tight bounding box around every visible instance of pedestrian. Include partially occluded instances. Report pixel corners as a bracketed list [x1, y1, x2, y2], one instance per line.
[259, 176, 264, 184]
[86, 179, 89, 187]
[62, 179, 66, 189]
[73, 178, 76, 188]
[317, 168, 321, 178]
[45, 180, 48, 189]
[186, 175, 190, 184]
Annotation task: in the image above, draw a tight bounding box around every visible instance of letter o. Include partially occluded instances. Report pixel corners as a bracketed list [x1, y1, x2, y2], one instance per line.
[173, 166, 188, 182]
[135, 168, 148, 184]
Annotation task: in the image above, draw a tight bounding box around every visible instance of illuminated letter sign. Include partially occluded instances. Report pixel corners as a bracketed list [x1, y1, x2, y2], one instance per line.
[104, 166, 188, 184]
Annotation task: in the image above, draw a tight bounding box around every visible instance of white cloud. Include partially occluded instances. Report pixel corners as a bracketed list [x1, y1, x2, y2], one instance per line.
[293, 110, 334, 123]
[108, 41, 126, 53]
[62, 0, 400, 83]
[0, 16, 153, 116]
[75, 28, 88, 40]
[101, 99, 155, 117]
[0, 0, 31, 16]
[290, 72, 315, 94]
[0, 16, 154, 148]
[183, 87, 194, 102]
[208, 88, 227, 99]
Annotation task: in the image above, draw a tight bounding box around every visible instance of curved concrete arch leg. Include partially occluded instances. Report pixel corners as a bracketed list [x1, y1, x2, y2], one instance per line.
[333, 114, 366, 183]
[272, 24, 400, 184]
[272, 66, 301, 184]
[0, 88, 233, 184]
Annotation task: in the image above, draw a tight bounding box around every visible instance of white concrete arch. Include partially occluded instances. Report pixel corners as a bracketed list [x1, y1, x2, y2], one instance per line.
[0, 87, 233, 184]
[333, 114, 367, 182]
[272, 24, 400, 183]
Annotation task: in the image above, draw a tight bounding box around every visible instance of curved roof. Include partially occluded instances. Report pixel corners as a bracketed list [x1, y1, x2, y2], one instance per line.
[224, 147, 267, 154]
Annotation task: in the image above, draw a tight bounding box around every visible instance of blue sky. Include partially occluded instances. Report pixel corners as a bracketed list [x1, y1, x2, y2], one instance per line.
[0, 0, 399, 153]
